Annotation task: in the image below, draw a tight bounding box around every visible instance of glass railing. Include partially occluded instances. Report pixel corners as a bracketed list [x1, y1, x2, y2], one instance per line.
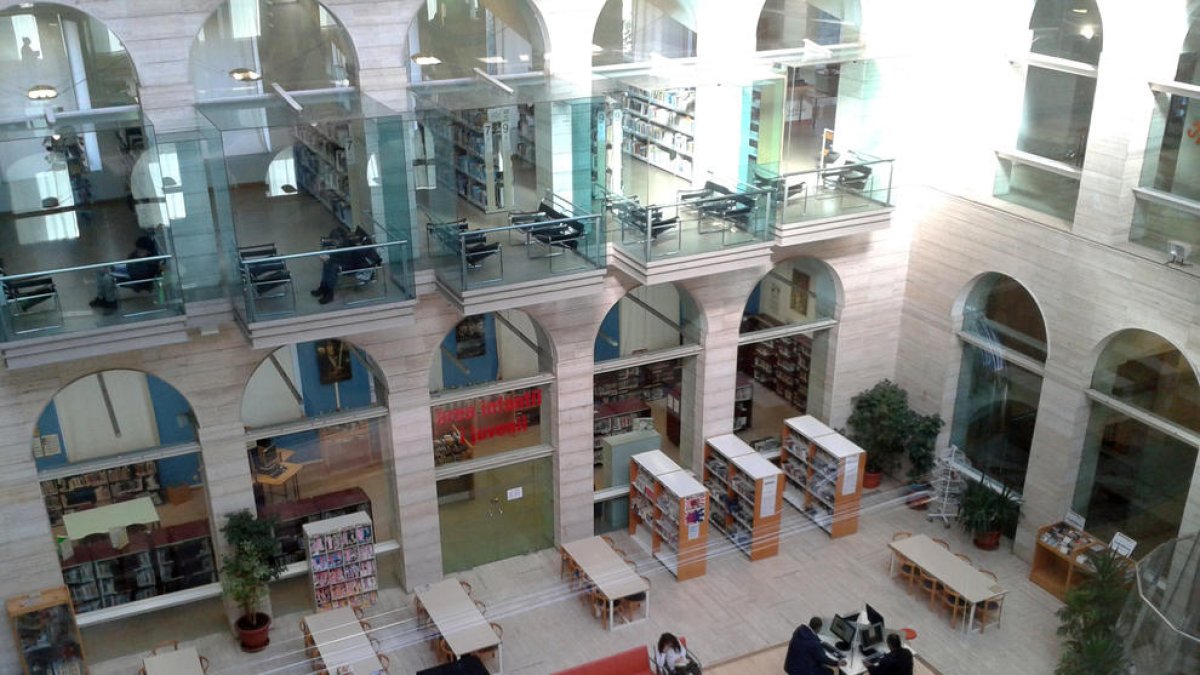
[425, 193, 605, 294]
[1118, 533, 1200, 674]
[600, 181, 774, 264]
[753, 156, 894, 225]
[1, 253, 183, 341]
[235, 216, 413, 323]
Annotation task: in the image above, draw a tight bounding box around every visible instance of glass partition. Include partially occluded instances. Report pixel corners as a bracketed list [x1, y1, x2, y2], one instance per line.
[754, 156, 894, 225]
[592, 0, 697, 67]
[756, 0, 862, 52]
[1118, 533, 1200, 673]
[199, 93, 414, 322]
[405, 0, 546, 83]
[190, 0, 357, 101]
[0, 113, 187, 341]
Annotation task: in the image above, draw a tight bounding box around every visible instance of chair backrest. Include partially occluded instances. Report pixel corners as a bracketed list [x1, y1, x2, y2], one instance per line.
[238, 244, 278, 261]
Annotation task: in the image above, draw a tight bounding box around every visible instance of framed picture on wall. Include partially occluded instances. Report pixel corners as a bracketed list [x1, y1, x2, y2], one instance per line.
[317, 339, 353, 384]
[790, 269, 811, 314]
[455, 316, 487, 359]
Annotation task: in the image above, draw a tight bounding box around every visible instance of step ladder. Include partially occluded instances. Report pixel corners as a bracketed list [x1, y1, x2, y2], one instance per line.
[927, 445, 968, 527]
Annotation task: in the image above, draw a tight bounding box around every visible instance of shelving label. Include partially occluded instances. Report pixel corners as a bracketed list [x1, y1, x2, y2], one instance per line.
[843, 455, 859, 495]
[761, 477, 778, 518]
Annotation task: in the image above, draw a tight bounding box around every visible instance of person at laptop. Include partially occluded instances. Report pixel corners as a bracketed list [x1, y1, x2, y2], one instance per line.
[785, 617, 845, 675]
[866, 635, 913, 675]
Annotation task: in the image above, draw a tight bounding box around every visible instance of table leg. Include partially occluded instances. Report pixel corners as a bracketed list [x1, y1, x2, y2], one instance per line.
[967, 602, 977, 634]
[608, 598, 614, 630]
[888, 554, 895, 577]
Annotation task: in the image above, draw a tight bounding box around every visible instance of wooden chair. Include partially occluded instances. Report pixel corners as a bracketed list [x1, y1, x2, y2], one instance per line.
[941, 587, 970, 631]
[474, 599, 487, 614]
[974, 569, 1005, 632]
[587, 588, 611, 629]
[916, 568, 942, 610]
[615, 589, 647, 625]
[601, 535, 627, 557]
[955, 552, 972, 565]
[435, 636, 455, 664]
[896, 555, 921, 594]
[932, 538, 951, 550]
[475, 622, 503, 666]
[301, 619, 319, 658]
[459, 580, 474, 597]
[377, 654, 391, 673]
[890, 531, 913, 575]
[199, 655, 210, 674]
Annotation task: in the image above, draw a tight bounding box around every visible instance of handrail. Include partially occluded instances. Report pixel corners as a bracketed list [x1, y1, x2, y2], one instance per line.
[429, 214, 600, 238]
[757, 156, 895, 183]
[0, 254, 173, 282]
[238, 240, 408, 266]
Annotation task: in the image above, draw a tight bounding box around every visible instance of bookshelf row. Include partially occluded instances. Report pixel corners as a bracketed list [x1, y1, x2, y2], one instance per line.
[304, 511, 378, 612]
[781, 416, 865, 538]
[41, 461, 162, 528]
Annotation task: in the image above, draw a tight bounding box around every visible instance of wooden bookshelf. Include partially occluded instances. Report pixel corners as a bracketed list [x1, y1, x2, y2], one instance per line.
[593, 398, 651, 466]
[1030, 521, 1133, 601]
[738, 315, 814, 411]
[304, 511, 378, 612]
[7, 586, 87, 675]
[703, 434, 783, 560]
[261, 487, 371, 565]
[294, 121, 353, 227]
[40, 461, 162, 527]
[782, 416, 865, 538]
[629, 450, 708, 580]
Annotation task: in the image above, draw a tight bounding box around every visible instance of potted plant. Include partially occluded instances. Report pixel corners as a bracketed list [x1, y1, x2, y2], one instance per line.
[958, 480, 1020, 550]
[844, 380, 911, 488]
[903, 410, 944, 509]
[221, 510, 284, 652]
[1055, 549, 1130, 675]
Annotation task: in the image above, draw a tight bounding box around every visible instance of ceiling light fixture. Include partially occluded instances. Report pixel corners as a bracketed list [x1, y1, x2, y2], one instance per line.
[27, 84, 58, 100]
[229, 67, 262, 82]
[42, 197, 60, 209]
[412, 55, 442, 66]
[592, 44, 604, 53]
[518, 54, 531, 62]
[477, 56, 506, 65]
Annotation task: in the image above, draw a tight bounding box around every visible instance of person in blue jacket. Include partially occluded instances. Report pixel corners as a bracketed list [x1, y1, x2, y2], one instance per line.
[784, 617, 845, 675]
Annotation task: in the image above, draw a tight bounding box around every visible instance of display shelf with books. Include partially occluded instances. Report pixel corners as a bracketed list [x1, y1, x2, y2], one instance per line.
[621, 86, 696, 180]
[7, 586, 87, 675]
[40, 461, 162, 527]
[1030, 521, 1135, 601]
[737, 315, 814, 412]
[702, 435, 784, 560]
[628, 450, 708, 580]
[294, 121, 353, 227]
[304, 511, 378, 612]
[782, 415, 865, 539]
[434, 107, 514, 213]
[260, 487, 372, 565]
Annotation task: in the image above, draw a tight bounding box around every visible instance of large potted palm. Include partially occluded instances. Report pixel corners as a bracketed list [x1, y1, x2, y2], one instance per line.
[221, 510, 284, 652]
[958, 480, 1020, 550]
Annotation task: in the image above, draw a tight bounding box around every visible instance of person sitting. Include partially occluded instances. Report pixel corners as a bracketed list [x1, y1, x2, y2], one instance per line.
[784, 617, 844, 675]
[655, 632, 700, 675]
[311, 225, 355, 305]
[866, 634, 913, 675]
[90, 234, 159, 309]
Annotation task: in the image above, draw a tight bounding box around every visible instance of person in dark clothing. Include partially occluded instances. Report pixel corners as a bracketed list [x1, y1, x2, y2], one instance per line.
[90, 234, 160, 309]
[311, 225, 378, 304]
[784, 616, 844, 675]
[866, 634, 913, 675]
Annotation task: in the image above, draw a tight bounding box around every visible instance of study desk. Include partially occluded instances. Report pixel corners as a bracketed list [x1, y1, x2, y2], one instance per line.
[889, 534, 1007, 632]
[416, 578, 502, 672]
[817, 617, 910, 675]
[303, 606, 384, 675]
[562, 536, 650, 629]
[255, 449, 302, 503]
[63, 496, 159, 540]
[142, 646, 204, 675]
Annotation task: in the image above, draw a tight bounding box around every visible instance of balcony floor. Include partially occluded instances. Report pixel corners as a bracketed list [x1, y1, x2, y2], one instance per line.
[83, 481, 1061, 674]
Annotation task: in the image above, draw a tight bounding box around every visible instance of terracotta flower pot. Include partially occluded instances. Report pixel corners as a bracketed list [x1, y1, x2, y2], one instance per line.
[863, 470, 883, 489]
[973, 530, 1002, 551]
[236, 612, 272, 652]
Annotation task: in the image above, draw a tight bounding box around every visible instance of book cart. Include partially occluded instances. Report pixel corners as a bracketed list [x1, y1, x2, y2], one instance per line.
[782, 415, 865, 538]
[702, 434, 784, 560]
[303, 511, 378, 611]
[7, 586, 87, 675]
[628, 450, 709, 580]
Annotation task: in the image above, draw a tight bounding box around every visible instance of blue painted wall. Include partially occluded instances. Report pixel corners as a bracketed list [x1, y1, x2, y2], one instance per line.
[745, 283, 762, 317]
[594, 305, 621, 362]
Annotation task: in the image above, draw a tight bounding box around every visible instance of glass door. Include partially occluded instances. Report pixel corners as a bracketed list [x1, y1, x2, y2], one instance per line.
[438, 456, 554, 573]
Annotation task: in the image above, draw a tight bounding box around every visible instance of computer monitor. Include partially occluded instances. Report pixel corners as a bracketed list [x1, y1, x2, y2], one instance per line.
[862, 604, 885, 649]
[830, 614, 857, 649]
[865, 603, 885, 628]
[253, 442, 280, 472]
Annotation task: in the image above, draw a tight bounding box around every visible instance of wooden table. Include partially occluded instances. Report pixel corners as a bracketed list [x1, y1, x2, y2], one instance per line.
[142, 646, 204, 675]
[255, 449, 303, 502]
[562, 536, 650, 629]
[889, 534, 1006, 632]
[63, 496, 159, 540]
[416, 578, 502, 672]
[303, 606, 384, 675]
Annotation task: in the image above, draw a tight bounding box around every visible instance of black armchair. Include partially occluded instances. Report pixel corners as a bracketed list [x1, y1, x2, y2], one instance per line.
[237, 244, 292, 298]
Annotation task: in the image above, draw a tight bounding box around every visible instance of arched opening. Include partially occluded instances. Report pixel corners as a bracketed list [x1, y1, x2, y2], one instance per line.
[591, 0, 697, 68]
[995, 0, 1102, 220]
[430, 311, 555, 573]
[735, 258, 839, 452]
[0, 5, 179, 339]
[405, 0, 546, 83]
[592, 283, 701, 533]
[241, 339, 397, 594]
[950, 273, 1047, 493]
[1132, 3, 1200, 264]
[756, 0, 861, 52]
[33, 370, 214, 615]
[190, 0, 357, 101]
[1072, 330, 1199, 555]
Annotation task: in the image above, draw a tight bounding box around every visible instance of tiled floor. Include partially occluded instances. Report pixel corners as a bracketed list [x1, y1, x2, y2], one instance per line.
[85, 480, 1062, 675]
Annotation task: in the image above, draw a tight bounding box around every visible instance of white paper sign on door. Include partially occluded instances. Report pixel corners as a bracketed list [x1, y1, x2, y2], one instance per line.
[843, 456, 859, 496]
[506, 487, 523, 501]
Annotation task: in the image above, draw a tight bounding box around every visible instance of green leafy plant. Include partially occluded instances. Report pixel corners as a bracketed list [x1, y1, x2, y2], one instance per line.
[844, 379, 944, 478]
[958, 480, 1020, 538]
[220, 510, 284, 628]
[1055, 549, 1130, 675]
